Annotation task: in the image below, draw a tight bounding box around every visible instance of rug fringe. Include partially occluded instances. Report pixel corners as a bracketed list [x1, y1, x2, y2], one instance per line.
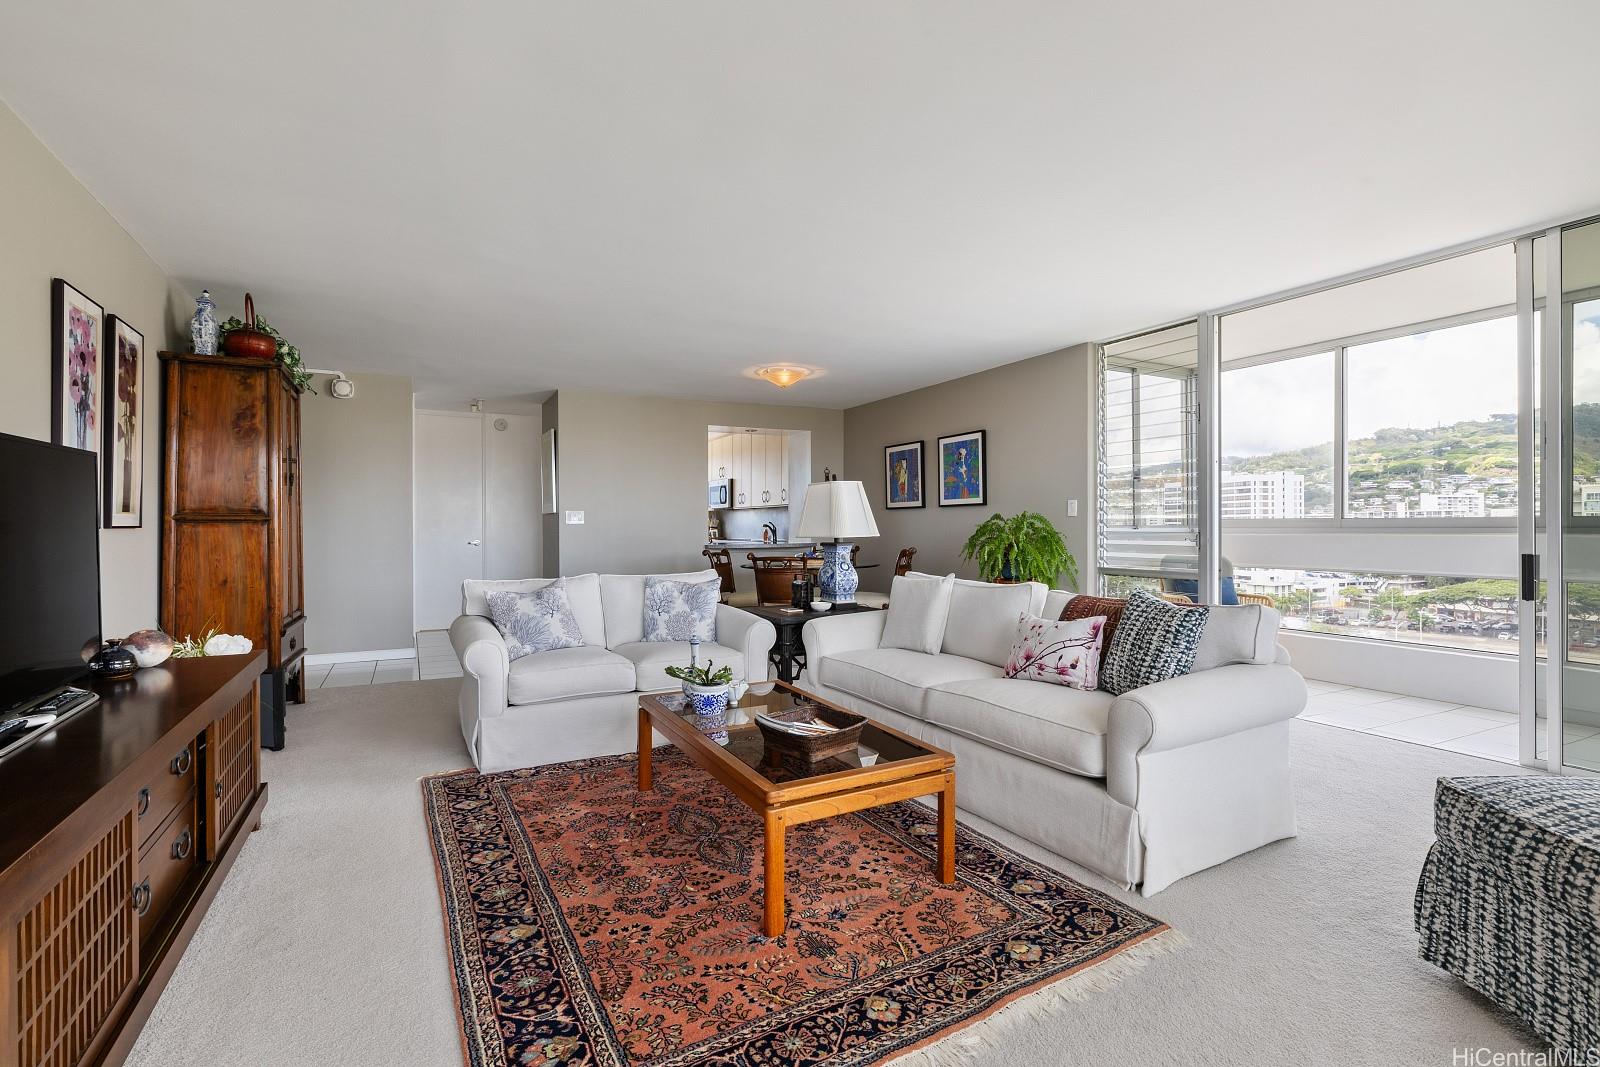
[887, 928, 1190, 1067]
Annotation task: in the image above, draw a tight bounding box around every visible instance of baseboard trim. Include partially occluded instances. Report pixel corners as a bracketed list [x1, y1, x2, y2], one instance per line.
[305, 647, 417, 666]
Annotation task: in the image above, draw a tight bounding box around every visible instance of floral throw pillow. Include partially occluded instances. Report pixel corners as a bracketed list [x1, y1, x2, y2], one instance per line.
[486, 581, 586, 661]
[642, 576, 720, 643]
[1004, 612, 1106, 691]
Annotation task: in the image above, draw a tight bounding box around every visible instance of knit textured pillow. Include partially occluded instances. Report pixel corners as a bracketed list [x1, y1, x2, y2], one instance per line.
[1059, 594, 1127, 676]
[1004, 612, 1106, 691]
[642, 576, 720, 643]
[487, 581, 586, 661]
[1099, 589, 1210, 696]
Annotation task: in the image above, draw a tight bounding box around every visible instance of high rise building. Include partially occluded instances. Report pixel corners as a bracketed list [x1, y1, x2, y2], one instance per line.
[1221, 471, 1305, 519]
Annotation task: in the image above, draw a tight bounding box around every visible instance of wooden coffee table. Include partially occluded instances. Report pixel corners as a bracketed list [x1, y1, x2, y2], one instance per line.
[638, 680, 956, 936]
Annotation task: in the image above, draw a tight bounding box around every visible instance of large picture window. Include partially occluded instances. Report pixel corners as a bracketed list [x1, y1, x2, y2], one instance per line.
[1221, 351, 1334, 518]
[1211, 313, 1518, 525]
[1344, 315, 1517, 519]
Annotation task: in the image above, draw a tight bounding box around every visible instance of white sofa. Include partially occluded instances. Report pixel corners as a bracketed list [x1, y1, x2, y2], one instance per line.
[449, 570, 777, 773]
[799, 578, 1306, 895]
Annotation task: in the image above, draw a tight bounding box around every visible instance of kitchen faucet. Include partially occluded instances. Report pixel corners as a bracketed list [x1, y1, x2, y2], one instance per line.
[762, 521, 778, 543]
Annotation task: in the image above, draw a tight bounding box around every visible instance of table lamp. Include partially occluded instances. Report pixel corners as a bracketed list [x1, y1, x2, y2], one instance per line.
[796, 479, 879, 602]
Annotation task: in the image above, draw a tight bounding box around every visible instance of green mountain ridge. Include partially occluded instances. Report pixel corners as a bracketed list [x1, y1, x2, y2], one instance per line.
[1222, 403, 1600, 487]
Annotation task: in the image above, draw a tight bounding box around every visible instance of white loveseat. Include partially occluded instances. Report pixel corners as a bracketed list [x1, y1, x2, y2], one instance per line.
[799, 578, 1306, 895]
[449, 570, 777, 773]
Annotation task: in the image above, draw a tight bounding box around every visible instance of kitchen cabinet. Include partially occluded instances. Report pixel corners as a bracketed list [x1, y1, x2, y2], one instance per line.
[717, 429, 791, 509]
[764, 432, 787, 505]
[733, 432, 753, 506]
[708, 433, 731, 481]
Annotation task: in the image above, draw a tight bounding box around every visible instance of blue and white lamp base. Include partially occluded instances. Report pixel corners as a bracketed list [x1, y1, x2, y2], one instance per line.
[817, 541, 858, 602]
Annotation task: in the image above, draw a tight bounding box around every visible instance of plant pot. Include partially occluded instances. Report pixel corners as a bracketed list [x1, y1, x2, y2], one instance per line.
[222, 293, 278, 361]
[682, 682, 732, 719]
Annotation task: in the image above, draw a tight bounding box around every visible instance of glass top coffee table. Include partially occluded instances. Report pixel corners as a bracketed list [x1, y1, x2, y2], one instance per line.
[637, 680, 956, 936]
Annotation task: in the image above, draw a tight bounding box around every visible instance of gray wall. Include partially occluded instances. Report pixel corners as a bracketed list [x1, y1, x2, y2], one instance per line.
[551, 391, 844, 576]
[300, 373, 415, 654]
[0, 101, 189, 637]
[841, 343, 1097, 593]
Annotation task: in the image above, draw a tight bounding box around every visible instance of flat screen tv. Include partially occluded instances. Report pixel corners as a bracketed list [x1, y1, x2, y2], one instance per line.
[0, 433, 101, 715]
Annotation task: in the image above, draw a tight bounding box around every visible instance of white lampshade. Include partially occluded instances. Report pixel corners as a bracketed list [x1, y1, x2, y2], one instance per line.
[796, 480, 879, 540]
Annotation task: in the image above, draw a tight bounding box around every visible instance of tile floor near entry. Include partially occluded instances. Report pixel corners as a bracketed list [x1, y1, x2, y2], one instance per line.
[302, 631, 462, 689]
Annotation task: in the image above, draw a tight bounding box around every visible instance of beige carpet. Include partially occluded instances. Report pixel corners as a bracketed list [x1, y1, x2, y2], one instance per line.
[126, 680, 1541, 1067]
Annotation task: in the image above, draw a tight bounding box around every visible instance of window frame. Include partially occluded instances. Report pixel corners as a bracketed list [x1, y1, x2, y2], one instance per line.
[1220, 302, 1519, 532]
[1098, 322, 1202, 582]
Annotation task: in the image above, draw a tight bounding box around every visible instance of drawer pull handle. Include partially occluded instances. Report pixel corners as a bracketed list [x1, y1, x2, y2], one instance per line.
[170, 748, 192, 776]
[132, 878, 151, 916]
[137, 788, 151, 817]
[172, 828, 193, 861]
[215, 781, 224, 799]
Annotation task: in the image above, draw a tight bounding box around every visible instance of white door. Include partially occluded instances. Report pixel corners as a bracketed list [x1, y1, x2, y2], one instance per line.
[415, 411, 485, 631]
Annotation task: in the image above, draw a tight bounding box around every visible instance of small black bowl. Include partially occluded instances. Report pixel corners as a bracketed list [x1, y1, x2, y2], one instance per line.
[87, 639, 139, 680]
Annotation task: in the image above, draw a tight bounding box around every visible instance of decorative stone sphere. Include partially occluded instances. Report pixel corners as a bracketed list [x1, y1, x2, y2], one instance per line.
[123, 629, 175, 668]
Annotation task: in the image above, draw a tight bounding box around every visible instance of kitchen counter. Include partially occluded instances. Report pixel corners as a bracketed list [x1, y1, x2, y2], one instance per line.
[707, 540, 815, 550]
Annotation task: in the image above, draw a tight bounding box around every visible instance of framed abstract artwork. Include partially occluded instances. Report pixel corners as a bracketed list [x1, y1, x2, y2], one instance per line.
[51, 279, 104, 465]
[937, 429, 986, 506]
[883, 440, 925, 509]
[103, 315, 145, 528]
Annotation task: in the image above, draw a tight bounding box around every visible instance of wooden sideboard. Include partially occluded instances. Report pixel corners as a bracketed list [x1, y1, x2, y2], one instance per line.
[159, 352, 306, 750]
[0, 654, 268, 1067]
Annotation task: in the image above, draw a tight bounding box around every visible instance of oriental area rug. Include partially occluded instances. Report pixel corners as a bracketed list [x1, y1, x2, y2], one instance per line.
[423, 750, 1175, 1067]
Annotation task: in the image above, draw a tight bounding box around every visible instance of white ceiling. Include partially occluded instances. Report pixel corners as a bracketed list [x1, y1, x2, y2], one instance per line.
[3, 1, 1598, 409]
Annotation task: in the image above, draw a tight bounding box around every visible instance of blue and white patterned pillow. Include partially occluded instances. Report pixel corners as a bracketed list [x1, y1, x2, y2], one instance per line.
[486, 581, 586, 661]
[1099, 589, 1210, 696]
[642, 576, 719, 643]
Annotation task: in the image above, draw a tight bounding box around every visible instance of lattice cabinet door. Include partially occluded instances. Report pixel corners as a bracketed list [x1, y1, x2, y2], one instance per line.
[205, 682, 261, 858]
[11, 812, 138, 1067]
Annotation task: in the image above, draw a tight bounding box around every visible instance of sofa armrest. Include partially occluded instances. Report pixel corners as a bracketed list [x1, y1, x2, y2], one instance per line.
[449, 614, 510, 721]
[1105, 663, 1307, 808]
[801, 610, 888, 664]
[716, 605, 777, 682]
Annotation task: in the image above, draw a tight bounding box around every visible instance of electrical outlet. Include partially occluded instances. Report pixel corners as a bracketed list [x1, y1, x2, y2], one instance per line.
[565, 510, 585, 525]
[1067, 499, 1079, 517]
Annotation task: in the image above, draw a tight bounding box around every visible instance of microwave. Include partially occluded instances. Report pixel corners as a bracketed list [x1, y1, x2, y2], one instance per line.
[708, 479, 732, 509]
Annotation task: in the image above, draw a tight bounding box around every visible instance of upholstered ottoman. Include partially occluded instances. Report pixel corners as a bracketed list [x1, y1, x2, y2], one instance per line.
[1415, 775, 1600, 1053]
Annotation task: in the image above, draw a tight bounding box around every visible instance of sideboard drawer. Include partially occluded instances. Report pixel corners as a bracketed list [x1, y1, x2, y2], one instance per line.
[136, 790, 198, 946]
[137, 739, 196, 850]
[281, 616, 306, 662]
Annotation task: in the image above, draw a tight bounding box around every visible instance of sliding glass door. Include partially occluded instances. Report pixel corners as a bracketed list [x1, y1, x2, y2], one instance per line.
[1552, 219, 1600, 772]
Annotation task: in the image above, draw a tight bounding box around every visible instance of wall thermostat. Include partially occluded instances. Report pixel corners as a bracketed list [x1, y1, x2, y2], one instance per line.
[494, 417, 509, 431]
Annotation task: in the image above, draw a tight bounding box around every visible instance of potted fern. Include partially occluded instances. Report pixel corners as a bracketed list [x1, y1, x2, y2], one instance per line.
[961, 511, 1079, 589]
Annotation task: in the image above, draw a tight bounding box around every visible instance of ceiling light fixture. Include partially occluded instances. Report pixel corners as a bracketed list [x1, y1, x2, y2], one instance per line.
[754, 365, 812, 389]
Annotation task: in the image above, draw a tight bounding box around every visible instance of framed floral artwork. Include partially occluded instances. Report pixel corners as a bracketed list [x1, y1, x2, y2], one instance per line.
[103, 315, 145, 528]
[937, 429, 986, 506]
[52, 279, 104, 466]
[883, 440, 925, 509]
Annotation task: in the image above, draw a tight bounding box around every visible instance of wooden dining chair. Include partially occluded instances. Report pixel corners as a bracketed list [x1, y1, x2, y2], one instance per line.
[703, 547, 758, 607]
[748, 554, 815, 607]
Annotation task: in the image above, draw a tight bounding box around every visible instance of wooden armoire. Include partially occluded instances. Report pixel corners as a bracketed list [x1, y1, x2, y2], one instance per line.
[159, 352, 306, 749]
